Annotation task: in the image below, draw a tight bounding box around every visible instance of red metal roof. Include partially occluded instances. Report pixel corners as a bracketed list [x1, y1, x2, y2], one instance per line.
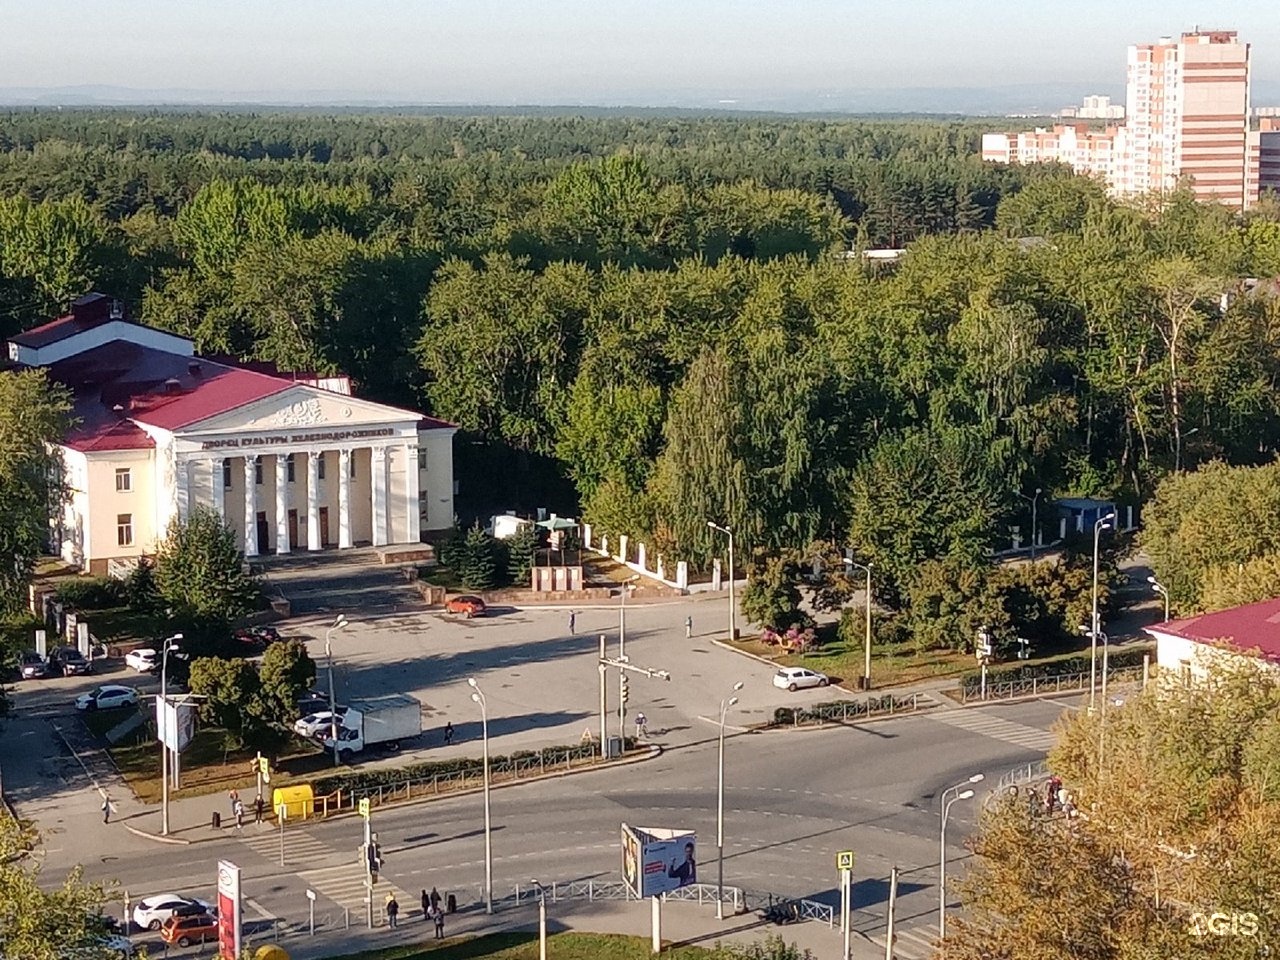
[47, 340, 292, 450]
[1149, 597, 1280, 661]
[10, 294, 124, 349]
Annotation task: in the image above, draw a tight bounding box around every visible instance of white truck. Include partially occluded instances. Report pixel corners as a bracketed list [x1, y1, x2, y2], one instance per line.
[323, 694, 422, 758]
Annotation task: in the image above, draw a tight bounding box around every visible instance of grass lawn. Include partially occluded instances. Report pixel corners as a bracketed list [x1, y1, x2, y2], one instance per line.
[104, 723, 326, 803]
[419, 566, 463, 592]
[329, 931, 727, 960]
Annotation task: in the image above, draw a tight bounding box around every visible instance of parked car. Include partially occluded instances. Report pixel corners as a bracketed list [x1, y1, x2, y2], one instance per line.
[160, 913, 219, 947]
[75, 685, 140, 711]
[18, 650, 50, 679]
[234, 625, 282, 648]
[445, 595, 487, 618]
[124, 648, 158, 673]
[772, 667, 830, 692]
[51, 646, 92, 676]
[132, 894, 212, 932]
[293, 706, 349, 738]
[296, 689, 330, 715]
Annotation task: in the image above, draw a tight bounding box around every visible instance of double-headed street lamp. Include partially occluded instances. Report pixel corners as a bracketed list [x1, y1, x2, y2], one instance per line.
[939, 774, 983, 940]
[1148, 575, 1171, 621]
[325, 614, 349, 767]
[1090, 511, 1116, 713]
[467, 677, 493, 914]
[159, 632, 183, 836]
[1014, 487, 1042, 561]
[716, 681, 744, 920]
[706, 521, 736, 641]
[531, 880, 548, 960]
[842, 557, 873, 690]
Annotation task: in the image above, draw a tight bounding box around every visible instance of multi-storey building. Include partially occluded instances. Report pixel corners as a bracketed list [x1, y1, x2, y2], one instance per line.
[982, 123, 1126, 185]
[985, 30, 1276, 210]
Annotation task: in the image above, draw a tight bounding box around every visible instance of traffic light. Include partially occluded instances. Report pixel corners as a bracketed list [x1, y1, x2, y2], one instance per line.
[363, 841, 382, 882]
[621, 675, 630, 703]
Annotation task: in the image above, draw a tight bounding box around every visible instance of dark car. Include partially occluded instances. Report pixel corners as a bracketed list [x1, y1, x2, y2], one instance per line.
[50, 646, 91, 676]
[233, 625, 282, 651]
[18, 650, 50, 680]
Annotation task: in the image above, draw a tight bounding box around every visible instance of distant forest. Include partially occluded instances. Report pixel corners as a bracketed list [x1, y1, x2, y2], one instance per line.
[6, 109, 1278, 585]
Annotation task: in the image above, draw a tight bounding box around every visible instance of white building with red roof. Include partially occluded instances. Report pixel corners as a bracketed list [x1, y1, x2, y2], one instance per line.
[8, 293, 457, 573]
[1145, 596, 1280, 681]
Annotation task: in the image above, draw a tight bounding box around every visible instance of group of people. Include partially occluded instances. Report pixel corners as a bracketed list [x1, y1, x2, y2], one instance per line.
[227, 789, 265, 830]
[1042, 776, 1077, 818]
[382, 888, 446, 935]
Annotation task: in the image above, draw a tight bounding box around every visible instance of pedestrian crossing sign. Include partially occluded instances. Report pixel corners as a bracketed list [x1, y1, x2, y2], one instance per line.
[836, 850, 854, 871]
[359, 798, 370, 820]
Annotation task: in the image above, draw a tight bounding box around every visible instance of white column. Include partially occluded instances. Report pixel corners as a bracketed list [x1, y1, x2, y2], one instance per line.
[175, 456, 190, 522]
[404, 443, 421, 543]
[338, 448, 352, 549]
[208, 459, 224, 519]
[275, 454, 290, 555]
[307, 450, 322, 551]
[243, 456, 259, 557]
[371, 447, 388, 547]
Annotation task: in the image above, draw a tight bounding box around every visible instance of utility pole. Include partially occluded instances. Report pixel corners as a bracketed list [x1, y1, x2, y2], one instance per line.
[1090, 512, 1115, 713]
[707, 522, 736, 640]
[618, 577, 637, 738]
[843, 558, 873, 690]
[598, 634, 608, 758]
[884, 866, 899, 960]
[359, 797, 374, 928]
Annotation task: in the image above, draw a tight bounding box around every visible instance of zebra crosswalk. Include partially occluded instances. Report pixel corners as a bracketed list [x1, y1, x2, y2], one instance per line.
[926, 708, 1056, 752]
[877, 923, 938, 959]
[297, 861, 413, 917]
[234, 823, 333, 865]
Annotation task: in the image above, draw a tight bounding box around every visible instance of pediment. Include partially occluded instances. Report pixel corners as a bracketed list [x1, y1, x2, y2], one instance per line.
[178, 385, 420, 436]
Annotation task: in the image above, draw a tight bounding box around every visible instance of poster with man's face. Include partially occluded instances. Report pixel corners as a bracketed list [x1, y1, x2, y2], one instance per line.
[622, 825, 697, 897]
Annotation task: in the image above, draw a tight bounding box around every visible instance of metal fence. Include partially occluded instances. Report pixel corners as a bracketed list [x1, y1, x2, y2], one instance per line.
[321, 746, 602, 816]
[777, 693, 921, 728]
[959, 667, 1143, 704]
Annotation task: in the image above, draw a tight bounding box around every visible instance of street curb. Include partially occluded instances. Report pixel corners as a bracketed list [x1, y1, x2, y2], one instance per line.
[125, 745, 663, 845]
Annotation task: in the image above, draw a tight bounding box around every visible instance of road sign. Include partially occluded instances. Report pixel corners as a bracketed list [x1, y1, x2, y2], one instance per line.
[358, 797, 370, 820]
[836, 850, 855, 871]
[305, 889, 316, 902]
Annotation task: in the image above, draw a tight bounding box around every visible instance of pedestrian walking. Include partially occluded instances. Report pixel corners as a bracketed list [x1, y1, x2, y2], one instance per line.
[234, 799, 245, 831]
[228, 789, 240, 815]
[385, 893, 399, 929]
[433, 905, 445, 939]
[685, 615, 693, 639]
[421, 889, 430, 921]
[430, 886, 441, 912]
[254, 794, 264, 823]
[101, 794, 111, 824]
[635, 712, 648, 739]
[443, 722, 454, 745]
[568, 611, 576, 635]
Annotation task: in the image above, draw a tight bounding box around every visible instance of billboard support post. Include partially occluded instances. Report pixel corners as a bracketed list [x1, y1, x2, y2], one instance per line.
[651, 895, 661, 954]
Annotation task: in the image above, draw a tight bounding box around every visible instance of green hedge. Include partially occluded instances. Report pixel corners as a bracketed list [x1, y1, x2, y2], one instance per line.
[54, 576, 126, 610]
[959, 643, 1154, 690]
[312, 741, 612, 797]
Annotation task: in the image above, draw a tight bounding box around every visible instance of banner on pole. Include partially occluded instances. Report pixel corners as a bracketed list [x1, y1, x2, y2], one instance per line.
[621, 823, 697, 898]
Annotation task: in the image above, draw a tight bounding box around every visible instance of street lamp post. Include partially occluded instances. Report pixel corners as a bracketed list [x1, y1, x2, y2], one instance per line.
[1015, 488, 1042, 561]
[1148, 576, 1171, 621]
[707, 522, 736, 641]
[716, 681, 744, 920]
[842, 558, 873, 690]
[159, 633, 183, 836]
[938, 774, 983, 940]
[325, 614, 349, 767]
[531, 880, 548, 960]
[1090, 512, 1116, 713]
[467, 678, 493, 914]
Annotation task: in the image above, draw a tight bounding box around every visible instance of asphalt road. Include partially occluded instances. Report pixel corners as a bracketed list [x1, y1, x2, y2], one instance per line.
[48, 696, 1067, 957]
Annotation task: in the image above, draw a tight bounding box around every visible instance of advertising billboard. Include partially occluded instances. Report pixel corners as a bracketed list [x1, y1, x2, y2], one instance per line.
[216, 860, 242, 960]
[621, 823, 697, 898]
[156, 697, 198, 752]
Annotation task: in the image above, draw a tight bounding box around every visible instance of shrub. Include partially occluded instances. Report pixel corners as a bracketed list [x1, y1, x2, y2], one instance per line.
[53, 576, 125, 610]
[958, 643, 1154, 691]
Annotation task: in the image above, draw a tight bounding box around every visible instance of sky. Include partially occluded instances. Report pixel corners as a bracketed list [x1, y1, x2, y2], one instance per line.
[1, 0, 1278, 106]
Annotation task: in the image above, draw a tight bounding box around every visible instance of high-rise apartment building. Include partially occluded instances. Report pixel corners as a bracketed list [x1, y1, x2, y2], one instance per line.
[1124, 31, 1251, 208]
[985, 30, 1274, 210]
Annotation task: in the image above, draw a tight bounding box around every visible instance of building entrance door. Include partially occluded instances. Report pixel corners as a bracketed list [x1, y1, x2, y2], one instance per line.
[287, 510, 299, 549]
[319, 507, 331, 547]
[255, 512, 270, 553]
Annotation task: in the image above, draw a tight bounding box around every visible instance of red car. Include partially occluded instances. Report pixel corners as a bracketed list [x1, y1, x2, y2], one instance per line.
[445, 595, 487, 618]
[160, 913, 218, 947]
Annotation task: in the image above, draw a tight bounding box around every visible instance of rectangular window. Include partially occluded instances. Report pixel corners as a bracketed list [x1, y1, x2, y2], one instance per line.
[117, 514, 133, 547]
[223, 459, 232, 489]
[255, 460, 263, 485]
[114, 468, 131, 492]
[286, 454, 296, 483]
[418, 450, 428, 471]
[317, 454, 326, 480]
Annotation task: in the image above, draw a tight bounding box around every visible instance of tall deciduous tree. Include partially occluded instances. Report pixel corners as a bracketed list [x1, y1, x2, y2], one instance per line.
[187, 656, 266, 748]
[258, 639, 316, 724]
[153, 507, 260, 623]
[0, 369, 72, 614]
